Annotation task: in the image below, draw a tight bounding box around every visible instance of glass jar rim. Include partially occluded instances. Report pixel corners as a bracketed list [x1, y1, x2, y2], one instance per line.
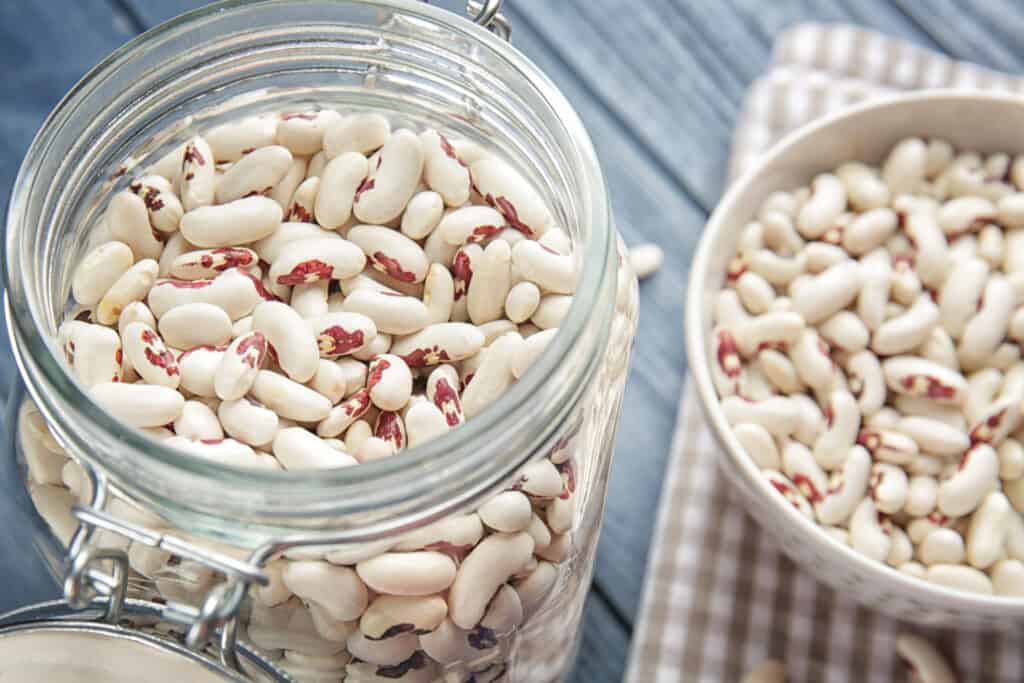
[4, 0, 614, 540]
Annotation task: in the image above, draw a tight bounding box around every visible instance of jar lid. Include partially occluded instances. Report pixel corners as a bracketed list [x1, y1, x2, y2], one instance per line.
[0, 599, 291, 682]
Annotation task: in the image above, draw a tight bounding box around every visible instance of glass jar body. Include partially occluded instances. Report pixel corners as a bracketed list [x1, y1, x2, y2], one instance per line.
[3, 1, 639, 680]
[11, 274, 638, 681]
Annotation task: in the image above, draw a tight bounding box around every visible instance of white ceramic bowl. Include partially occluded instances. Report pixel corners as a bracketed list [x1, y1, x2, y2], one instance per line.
[686, 91, 1024, 630]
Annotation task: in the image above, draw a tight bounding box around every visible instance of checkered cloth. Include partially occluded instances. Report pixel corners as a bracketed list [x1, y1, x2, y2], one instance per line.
[625, 23, 1024, 683]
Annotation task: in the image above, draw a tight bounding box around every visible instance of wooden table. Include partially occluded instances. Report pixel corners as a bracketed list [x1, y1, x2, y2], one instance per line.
[0, 1, 1019, 680]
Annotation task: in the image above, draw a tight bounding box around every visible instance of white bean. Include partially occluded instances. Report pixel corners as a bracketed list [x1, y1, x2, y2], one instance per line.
[367, 354, 413, 411]
[796, 173, 846, 239]
[97, 259, 159, 325]
[215, 145, 293, 203]
[250, 370, 331, 422]
[883, 138, 927, 196]
[925, 563, 993, 594]
[121, 322, 180, 389]
[340, 287, 430, 335]
[206, 117, 277, 163]
[461, 333, 521, 418]
[356, 552, 457, 597]
[282, 561, 368, 622]
[314, 152, 368, 229]
[273, 427, 357, 470]
[896, 633, 957, 683]
[148, 267, 273, 320]
[174, 400, 223, 441]
[790, 260, 861, 324]
[849, 498, 891, 563]
[276, 110, 343, 156]
[420, 130, 471, 207]
[269, 237, 366, 286]
[253, 301, 321, 382]
[73, 241, 134, 306]
[391, 323, 485, 369]
[91, 382, 184, 427]
[219, 397, 278, 447]
[180, 196, 283, 247]
[158, 302, 232, 349]
[448, 532, 534, 629]
[815, 445, 871, 524]
[178, 136, 216, 211]
[468, 240, 512, 325]
[871, 294, 938, 356]
[323, 113, 390, 158]
[937, 444, 999, 517]
[353, 129, 423, 224]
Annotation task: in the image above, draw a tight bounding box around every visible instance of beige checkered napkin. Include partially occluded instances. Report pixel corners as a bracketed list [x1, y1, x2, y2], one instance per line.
[625, 23, 1024, 683]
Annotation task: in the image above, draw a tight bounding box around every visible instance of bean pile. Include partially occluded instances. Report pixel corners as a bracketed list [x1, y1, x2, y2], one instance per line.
[26, 108, 590, 681]
[714, 138, 1024, 598]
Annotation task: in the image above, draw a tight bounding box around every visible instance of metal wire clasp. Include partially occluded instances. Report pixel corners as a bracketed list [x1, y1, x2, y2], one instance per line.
[63, 464, 270, 672]
[468, 0, 511, 41]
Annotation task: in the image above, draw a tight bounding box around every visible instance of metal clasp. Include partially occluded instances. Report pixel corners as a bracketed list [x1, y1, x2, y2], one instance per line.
[64, 464, 270, 672]
[424, 0, 511, 41]
[468, 0, 511, 41]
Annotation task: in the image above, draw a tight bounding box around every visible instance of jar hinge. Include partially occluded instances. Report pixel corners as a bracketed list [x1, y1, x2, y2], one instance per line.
[468, 0, 511, 40]
[423, 0, 511, 41]
[64, 463, 271, 673]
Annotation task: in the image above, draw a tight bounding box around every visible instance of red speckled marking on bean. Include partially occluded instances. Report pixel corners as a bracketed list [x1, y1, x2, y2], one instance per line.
[277, 259, 334, 286]
[317, 327, 365, 356]
[726, 258, 747, 282]
[178, 344, 227, 360]
[375, 411, 404, 449]
[183, 143, 206, 167]
[288, 204, 313, 223]
[970, 407, 1007, 444]
[236, 332, 267, 368]
[756, 340, 787, 352]
[432, 378, 463, 427]
[468, 225, 501, 244]
[485, 194, 532, 237]
[281, 112, 317, 121]
[900, 374, 956, 400]
[715, 329, 742, 378]
[400, 345, 451, 368]
[163, 278, 213, 290]
[238, 270, 279, 301]
[791, 473, 824, 504]
[371, 252, 416, 283]
[131, 182, 165, 212]
[857, 430, 880, 452]
[451, 250, 473, 301]
[768, 479, 805, 511]
[354, 177, 375, 201]
[144, 347, 180, 376]
[343, 389, 371, 418]
[423, 540, 474, 561]
[202, 247, 255, 272]
[557, 460, 575, 499]
[437, 133, 467, 168]
[367, 358, 390, 390]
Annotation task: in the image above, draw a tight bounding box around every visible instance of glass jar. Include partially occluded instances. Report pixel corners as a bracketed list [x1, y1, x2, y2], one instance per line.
[2, 1, 639, 681]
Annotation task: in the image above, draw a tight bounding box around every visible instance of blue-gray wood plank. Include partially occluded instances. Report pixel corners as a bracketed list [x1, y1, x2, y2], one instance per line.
[1, 1, 1022, 680]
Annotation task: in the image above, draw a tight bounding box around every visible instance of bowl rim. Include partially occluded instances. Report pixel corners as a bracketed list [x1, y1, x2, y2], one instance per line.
[686, 89, 1024, 613]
